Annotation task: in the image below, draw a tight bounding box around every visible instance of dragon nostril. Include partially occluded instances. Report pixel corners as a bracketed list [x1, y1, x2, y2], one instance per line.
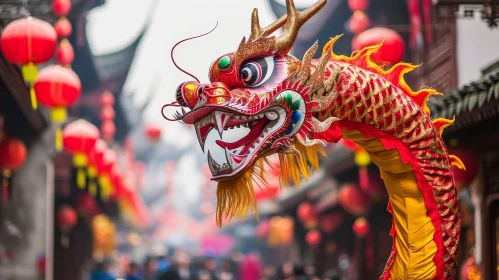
[177, 81, 201, 108]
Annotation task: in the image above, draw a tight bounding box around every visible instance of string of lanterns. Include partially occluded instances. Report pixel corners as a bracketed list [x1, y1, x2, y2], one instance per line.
[0, 0, 82, 151]
[348, 0, 370, 34]
[100, 92, 116, 143]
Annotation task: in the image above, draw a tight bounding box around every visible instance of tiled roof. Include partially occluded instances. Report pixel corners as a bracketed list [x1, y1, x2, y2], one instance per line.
[429, 68, 499, 132]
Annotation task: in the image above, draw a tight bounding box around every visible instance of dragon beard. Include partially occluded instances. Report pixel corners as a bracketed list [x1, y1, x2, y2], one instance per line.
[215, 141, 324, 226]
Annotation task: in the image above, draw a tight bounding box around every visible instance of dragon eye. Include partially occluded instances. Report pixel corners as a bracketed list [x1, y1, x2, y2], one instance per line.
[240, 56, 275, 87]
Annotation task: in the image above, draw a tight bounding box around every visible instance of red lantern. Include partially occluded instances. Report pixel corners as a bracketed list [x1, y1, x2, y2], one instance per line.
[100, 106, 115, 122]
[52, 0, 72, 17]
[101, 91, 115, 107]
[349, 11, 370, 34]
[63, 119, 100, 189]
[448, 148, 478, 191]
[34, 65, 81, 149]
[144, 124, 162, 144]
[297, 202, 318, 223]
[55, 39, 74, 66]
[0, 138, 27, 201]
[352, 27, 405, 65]
[54, 17, 72, 38]
[101, 121, 116, 142]
[1, 16, 57, 109]
[305, 230, 322, 246]
[352, 217, 370, 238]
[348, 0, 369, 11]
[338, 183, 370, 216]
[75, 193, 100, 219]
[319, 211, 344, 233]
[56, 205, 77, 248]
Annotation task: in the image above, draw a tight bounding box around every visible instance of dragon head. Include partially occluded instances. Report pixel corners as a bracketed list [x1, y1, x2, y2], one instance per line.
[169, 0, 336, 224]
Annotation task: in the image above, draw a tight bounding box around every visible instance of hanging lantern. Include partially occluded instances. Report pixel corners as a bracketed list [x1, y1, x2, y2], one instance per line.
[101, 121, 116, 143]
[62, 119, 100, 189]
[305, 230, 322, 246]
[352, 217, 370, 238]
[34, 65, 81, 150]
[100, 106, 115, 122]
[54, 17, 72, 38]
[1, 17, 57, 109]
[56, 205, 77, 248]
[101, 91, 115, 107]
[75, 193, 100, 219]
[349, 11, 371, 34]
[55, 39, 74, 66]
[297, 202, 318, 229]
[448, 148, 478, 191]
[348, 0, 369, 11]
[52, 0, 71, 17]
[339, 183, 370, 216]
[319, 211, 344, 233]
[144, 124, 162, 144]
[352, 27, 405, 66]
[0, 138, 27, 201]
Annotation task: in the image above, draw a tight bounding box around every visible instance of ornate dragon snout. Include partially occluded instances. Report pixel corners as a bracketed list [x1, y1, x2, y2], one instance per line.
[176, 81, 233, 108]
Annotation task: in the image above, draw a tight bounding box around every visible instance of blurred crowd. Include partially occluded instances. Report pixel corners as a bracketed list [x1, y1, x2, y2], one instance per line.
[88, 250, 342, 280]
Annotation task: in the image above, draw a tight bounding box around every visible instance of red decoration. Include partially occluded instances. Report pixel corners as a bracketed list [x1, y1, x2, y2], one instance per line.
[34, 65, 81, 150]
[338, 183, 370, 216]
[92, 140, 108, 175]
[63, 119, 100, 189]
[54, 17, 72, 38]
[144, 124, 162, 144]
[297, 202, 318, 222]
[319, 211, 344, 233]
[0, 138, 27, 172]
[305, 230, 322, 246]
[101, 121, 116, 142]
[0, 138, 27, 201]
[448, 148, 478, 191]
[352, 217, 370, 238]
[34, 65, 81, 112]
[75, 193, 100, 219]
[100, 106, 115, 122]
[56, 205, 77, 232]
[1, 17, 57, 65]
[342, 139, 362, 152]
[348, 0, 369, 11]
[352, 27, 405, 65]
[52, 0, 72, 17]
[1, 16, 57, 109]
[360, 171, 388, 201]
[101, 91, 115, 107]
[63, 120, 100, 155]
[55, 39, 74, 66]
[349, 11, 370, 34]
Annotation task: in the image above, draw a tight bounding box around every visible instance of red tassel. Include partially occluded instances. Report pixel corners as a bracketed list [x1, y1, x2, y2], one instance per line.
[359, 166, 369, 190]
[2, 178, 8, 201]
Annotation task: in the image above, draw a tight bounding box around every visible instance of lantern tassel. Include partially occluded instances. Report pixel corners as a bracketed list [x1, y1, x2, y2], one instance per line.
[29, 87, 38, 109]
[61, 234, 70, 248]
[77, 168, 86, 189]
[2, 177, 9, 202]
[359, 166, 369, 190]
[55, 126, 62, 151]
[89, 181, 97, 197]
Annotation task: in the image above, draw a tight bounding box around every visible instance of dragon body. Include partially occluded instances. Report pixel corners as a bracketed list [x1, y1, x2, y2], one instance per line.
[166, 1, 462, 278]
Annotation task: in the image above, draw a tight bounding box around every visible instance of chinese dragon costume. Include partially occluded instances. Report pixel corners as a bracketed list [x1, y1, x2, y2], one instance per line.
[163, 0, 463, 278]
